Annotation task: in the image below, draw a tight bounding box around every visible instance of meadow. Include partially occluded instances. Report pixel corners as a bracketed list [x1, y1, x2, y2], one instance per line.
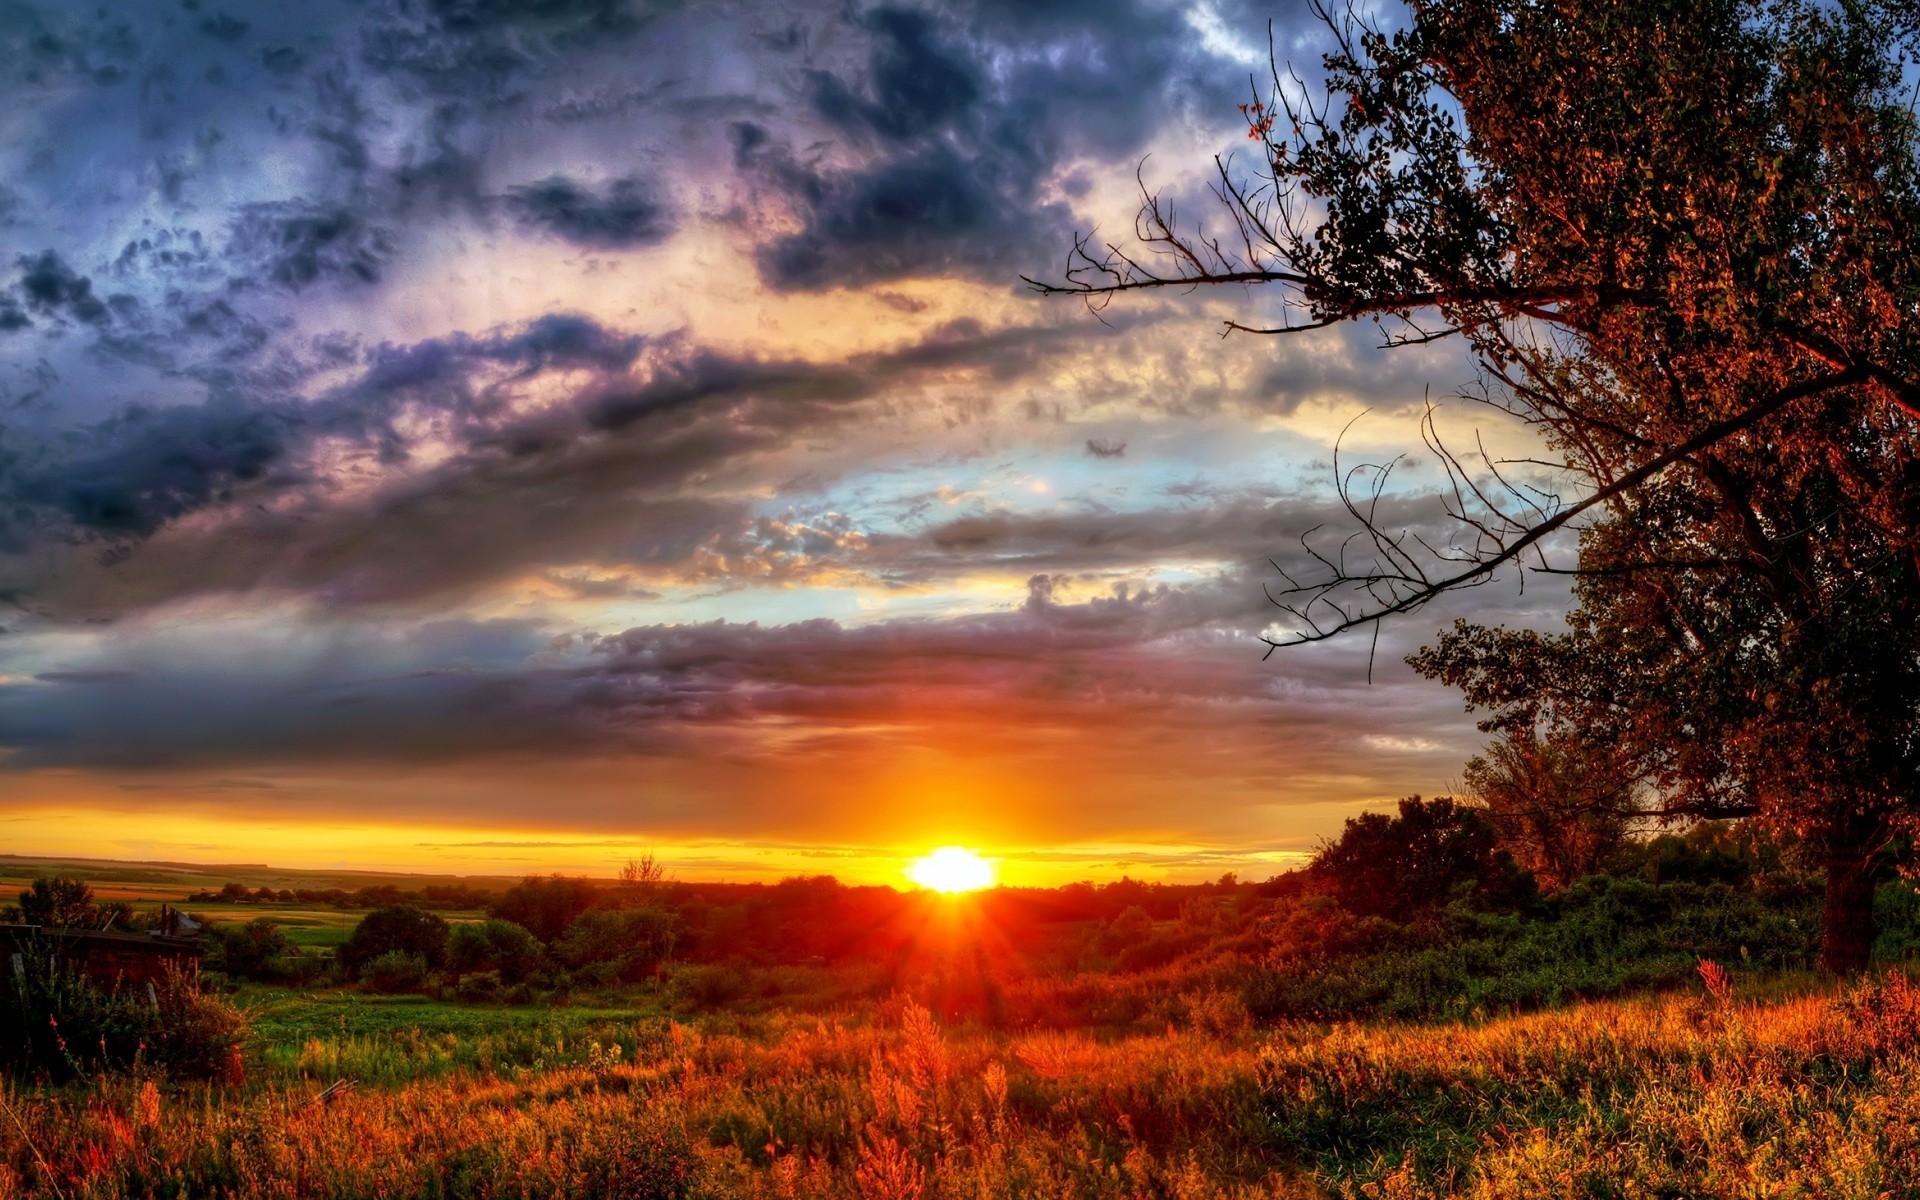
[8, 966, 1920, 1198]
[4, 820, 1917, 1198]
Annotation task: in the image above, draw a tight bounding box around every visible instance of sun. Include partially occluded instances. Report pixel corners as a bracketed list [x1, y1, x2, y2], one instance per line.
[906, 846, 996, 894]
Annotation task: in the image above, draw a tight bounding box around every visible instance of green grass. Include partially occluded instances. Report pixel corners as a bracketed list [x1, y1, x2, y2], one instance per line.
[239, 986, 681, 1083]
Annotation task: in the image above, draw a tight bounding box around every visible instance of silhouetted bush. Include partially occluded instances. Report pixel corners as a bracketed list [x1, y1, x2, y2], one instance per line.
[1312, 795, 1537, 923]
[340, 907, 449, 978]
[557, 908, 678, 983]
[490, 876, 600, 944]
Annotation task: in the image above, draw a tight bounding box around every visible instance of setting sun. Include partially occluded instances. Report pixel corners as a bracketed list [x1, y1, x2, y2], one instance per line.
[905, 847, 996, 893]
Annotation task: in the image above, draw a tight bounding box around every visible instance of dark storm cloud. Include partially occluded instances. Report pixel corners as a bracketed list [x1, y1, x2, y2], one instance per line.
[0, 570, 1363, 771]
[503, 175, 673, 248]
[12, 251, 110, 326]
[0, 314, 1106, 612]
[0, 312, 648, 549]
[227, 202, 396, 291]
[750, 0, 1289, 291]
[9, 402, 297, 540]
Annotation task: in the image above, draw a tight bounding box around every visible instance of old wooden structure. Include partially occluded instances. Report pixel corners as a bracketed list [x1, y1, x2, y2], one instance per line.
[1, 925, 204, 990]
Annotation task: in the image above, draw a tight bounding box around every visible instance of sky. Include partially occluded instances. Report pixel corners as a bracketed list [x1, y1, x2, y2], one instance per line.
[0, 0, 1569, 886]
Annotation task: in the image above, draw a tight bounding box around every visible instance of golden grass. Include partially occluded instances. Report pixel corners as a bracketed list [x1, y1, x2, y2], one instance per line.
[8, 972, 1920, 1197]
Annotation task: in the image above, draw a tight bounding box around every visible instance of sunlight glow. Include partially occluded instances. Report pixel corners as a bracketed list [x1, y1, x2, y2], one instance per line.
[906, 846, 996, 893]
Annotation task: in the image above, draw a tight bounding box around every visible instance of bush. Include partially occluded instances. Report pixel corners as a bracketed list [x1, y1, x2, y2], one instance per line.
[447, 918, 544, 983]
[452, 969, 503, 1003]
[674, 963, 748, 1009]
[490, 876, 600, 943]
[361, 950, 429, 994]
[0, 938, 246, 1082]
[213, 918, 295, 980]
[1241, 874, 1821, 1021]
[340, 907, 449, 978]
[555, 908, 678, 983]
[1312, 795, 1537, 922]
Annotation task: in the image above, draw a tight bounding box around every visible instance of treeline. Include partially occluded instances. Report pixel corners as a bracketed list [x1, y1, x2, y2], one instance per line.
[208, 872, 1265, 1001]
[182, 881, 497, 909]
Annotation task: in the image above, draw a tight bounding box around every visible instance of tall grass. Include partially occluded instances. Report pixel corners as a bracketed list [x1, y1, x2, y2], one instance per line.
[8, 971, 1920, 1197]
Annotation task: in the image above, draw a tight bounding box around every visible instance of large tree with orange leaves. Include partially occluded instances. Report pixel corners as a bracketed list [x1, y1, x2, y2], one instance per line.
[1031, 0, 1920, 972]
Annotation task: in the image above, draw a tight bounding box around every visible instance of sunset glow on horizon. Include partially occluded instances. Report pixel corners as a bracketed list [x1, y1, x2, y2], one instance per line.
[905, 847, 997, 893]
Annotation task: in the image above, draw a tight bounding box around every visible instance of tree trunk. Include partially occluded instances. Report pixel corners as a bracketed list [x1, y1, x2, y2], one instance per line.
[1821, 845, 1876, 976]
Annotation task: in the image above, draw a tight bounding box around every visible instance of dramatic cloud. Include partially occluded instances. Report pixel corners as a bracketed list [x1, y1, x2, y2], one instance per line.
[0, 0, 1540, 881]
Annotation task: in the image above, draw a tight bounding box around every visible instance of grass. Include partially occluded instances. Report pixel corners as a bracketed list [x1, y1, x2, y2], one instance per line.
[7, 967, 1920, 1197]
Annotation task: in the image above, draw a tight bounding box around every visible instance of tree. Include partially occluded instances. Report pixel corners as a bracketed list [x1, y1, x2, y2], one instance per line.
[446, 918, 544, 984]
[489, 875, 599, 944]
[1030, 0, 1920, 974]
[339, 907, 449, 978]
[619, 853, 667, 893]
[17, 877, 97, 928]
[215, 919, 294, 980]
[1461, 731, 1637, 890]
[1031, 0, 1920, 647]
[554, 909, 677, 983]
[1412, 482, 1920, 972]
[1310, 795, 1535, 923]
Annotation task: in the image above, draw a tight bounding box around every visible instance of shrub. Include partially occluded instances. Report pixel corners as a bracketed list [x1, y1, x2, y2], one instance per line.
[0, 938, 246, 1082]
[213, 918, 295, 980]
[361, 951, 429, 994]
[340, 907, 449, 978]
[17, 876, 98, 927]
[452, 969, 503, 1003]
[447, 918, 544, 983]
[556, 908, 677, 983]
[674, 963, 748, 1009]
[1313, 795, 1537, 922]
[490, 875, 600, 943]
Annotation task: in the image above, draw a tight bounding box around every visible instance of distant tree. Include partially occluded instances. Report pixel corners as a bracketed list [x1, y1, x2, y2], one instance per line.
[1461, 731, 1638, 889]
[1311, 796, 1535, 923]
[554, 909, 678, 982]
[216, 919, 294, 980]
[18, 877, 96, 928]
[218, 882, 251, 903]
[618, 853, 667, 897]
[446, 918, 544, 983]
[490, 875, 600, 944]
[339, 907, 449, 978]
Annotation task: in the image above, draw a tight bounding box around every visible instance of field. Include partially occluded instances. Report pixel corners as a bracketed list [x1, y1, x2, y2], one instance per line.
[6, 968, 1920, 1198]
[0, 855, 520, 904]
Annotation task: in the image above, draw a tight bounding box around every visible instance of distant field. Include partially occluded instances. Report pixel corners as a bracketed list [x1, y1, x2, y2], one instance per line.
[0, 853, 527, 902]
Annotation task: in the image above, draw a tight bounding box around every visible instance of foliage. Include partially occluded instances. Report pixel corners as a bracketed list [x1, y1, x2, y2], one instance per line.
[211, 918, 296, 981]
[0, 938, 246, 1082]
[1310, 795, 1536, 922]
[16, 876, 99, 928]
[1246, 873, 1820, 1021]
[361, 951, 430, 994]
[1461, 732, 1637, 888]
[555, 908, 678, 983]
[447, 918, 544, 984]
[490, 875, 601, 944]
[339, 907, 450, 978]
